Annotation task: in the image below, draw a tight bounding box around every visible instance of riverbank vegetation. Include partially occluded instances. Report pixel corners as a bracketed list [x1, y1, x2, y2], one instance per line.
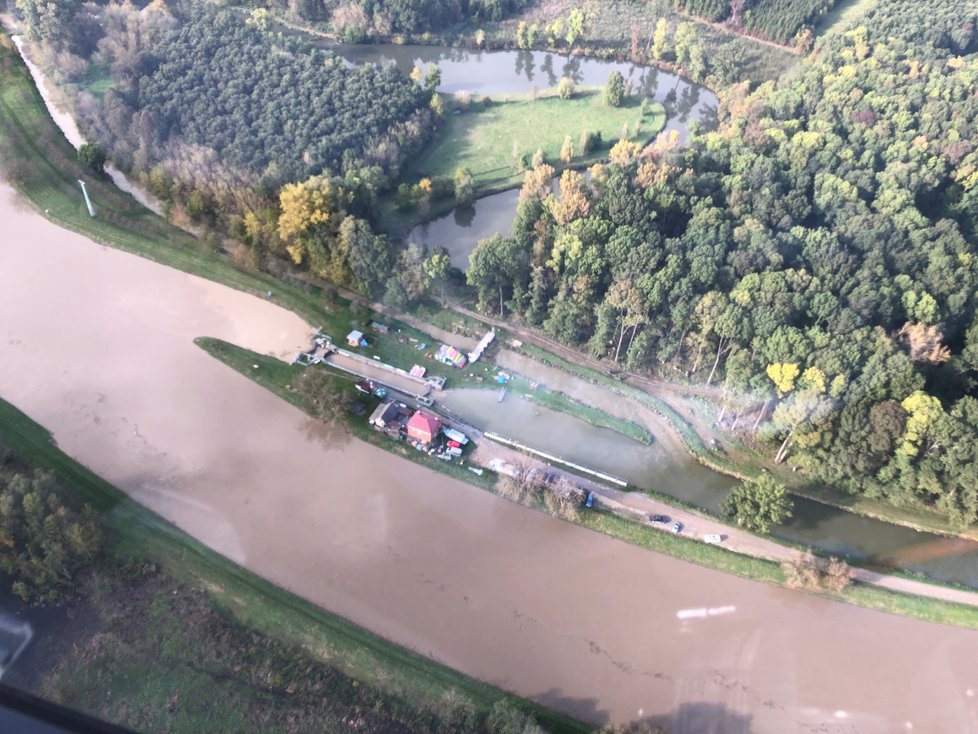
[462, 1, 978, 528]
[0, 397, 582, 733]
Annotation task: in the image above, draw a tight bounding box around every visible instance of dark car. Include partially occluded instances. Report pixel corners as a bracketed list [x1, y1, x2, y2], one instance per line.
[650, 514, 670, 524]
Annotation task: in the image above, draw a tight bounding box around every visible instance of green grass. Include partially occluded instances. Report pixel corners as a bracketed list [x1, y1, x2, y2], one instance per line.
[410, 91, 666, 193]
[817, 0, 877, 36]
[0, 395, 585, 732]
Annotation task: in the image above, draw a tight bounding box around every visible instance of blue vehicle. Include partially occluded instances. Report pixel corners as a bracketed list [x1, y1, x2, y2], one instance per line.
[585, 491, 595, 508]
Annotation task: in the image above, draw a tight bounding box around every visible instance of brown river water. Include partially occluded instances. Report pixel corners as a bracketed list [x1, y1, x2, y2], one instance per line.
[2, 185, 978, 732]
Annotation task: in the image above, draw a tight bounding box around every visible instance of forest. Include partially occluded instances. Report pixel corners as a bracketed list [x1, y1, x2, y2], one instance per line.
[281, 0, 530, 38]
[677, 0, 838, 45]
[464, 0, 978, 522]
[135, 11, 433, 182]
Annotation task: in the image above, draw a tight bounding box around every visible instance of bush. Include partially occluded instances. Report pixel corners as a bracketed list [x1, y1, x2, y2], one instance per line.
[77, 142, 106, 174]
[556, 76, 575, 99]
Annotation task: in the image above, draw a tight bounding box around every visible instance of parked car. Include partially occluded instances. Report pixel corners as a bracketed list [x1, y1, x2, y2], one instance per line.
[585, 491, 595, 508]
[704, 534, 724, 544]
[650, 514, 670, 524]
[672, 521, 683, 534]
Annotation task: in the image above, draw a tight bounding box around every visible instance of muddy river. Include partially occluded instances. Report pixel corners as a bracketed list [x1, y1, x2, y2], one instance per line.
[2, 183, 978, 731]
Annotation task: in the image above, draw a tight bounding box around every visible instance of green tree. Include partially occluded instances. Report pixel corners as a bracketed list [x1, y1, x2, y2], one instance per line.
[297, 369, 344, 424]
[424, 64, 442, 90]
[565, 7, 587, 46]
[0, 469, 102, 604]
[423, 247, 452, 306]
[722, 475, 793, 533]
[605, 70, 626, 107]
[453, 166, 474, 205]
[77, 142, 106, 174]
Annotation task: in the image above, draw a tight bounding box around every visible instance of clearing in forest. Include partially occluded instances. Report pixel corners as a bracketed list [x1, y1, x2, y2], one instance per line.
[411, 89, 666, 192]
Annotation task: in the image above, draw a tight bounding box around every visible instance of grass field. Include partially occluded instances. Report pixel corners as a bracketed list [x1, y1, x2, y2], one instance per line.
[0, 396, 585, 732]
[412, 91, 666, 192]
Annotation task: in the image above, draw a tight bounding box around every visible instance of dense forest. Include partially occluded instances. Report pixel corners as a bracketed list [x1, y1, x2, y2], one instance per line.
[282, 0, 530, 38]
[676, 0, 838, 45]
[465, 0, 978, 522]
[132, 11, 432, 183]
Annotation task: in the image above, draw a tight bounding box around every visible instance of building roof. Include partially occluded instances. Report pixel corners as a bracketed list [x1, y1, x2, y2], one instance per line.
[407, 411, 441, 440]
[347, 330, 364, 341]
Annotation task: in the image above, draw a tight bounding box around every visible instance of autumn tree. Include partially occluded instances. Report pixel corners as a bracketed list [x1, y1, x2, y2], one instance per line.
[560, 135, 574, 164]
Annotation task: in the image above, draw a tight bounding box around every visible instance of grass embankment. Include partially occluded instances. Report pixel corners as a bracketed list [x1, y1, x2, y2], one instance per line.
[198, 339, 978, 631]
[0, 397, 585, 733]
[416, 91, 665, 192]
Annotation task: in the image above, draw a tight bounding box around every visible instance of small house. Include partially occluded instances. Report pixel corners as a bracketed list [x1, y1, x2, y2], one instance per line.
[369, 401, 401, 429]
[371, 322, 390, 334]
[407, 411, 442, 445]
[347, 330, 366, 347]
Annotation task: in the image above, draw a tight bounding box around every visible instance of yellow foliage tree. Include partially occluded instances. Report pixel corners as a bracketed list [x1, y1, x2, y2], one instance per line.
[898, 390, 943, 458]
[766, 362, 800, 396]
[560, 135, 574, 164]
[799, 366, 826, 393]
[609, 139, 642, 166]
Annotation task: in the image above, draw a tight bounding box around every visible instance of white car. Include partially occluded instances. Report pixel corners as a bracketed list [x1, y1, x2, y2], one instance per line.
[704, 534, 724, 544]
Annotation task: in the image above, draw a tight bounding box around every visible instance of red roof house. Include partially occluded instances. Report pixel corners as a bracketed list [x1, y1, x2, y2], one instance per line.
[407, 411, 442, 445]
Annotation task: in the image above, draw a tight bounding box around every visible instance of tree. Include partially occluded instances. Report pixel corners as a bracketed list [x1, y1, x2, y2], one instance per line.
[424, 64, 442, 90]
[674, 22, 697, 67]
[339, 217, 391, 296]
[0, 469, 102, 604]
[515, 20, 529, 48]
[766, 363, 800, 397]
[467, 234, 525, 316]
[722, 475, 793, 533]
[297, 368, 344, 423]
[77, 142, 106, 174]
[453, 166, 474, 205]
[557, 76, 575, 99]
[560, 135, 574, 164]
[565, 7, 587, 46]
[423, 247, 452, 306]
[651, 18, 670, 60]
[605, 70, 626, 107]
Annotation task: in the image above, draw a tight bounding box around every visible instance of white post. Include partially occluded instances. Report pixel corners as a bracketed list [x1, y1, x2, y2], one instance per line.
[77, 179, 95, 217]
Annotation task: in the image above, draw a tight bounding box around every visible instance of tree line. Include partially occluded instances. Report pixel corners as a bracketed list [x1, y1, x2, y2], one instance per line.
[465, 3, 978, 523]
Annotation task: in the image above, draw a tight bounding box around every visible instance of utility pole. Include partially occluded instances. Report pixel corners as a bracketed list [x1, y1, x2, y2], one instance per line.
[77, 179, 95, 217]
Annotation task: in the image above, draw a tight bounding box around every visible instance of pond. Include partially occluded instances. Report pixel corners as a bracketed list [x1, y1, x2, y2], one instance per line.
[326, 43, 718, 270]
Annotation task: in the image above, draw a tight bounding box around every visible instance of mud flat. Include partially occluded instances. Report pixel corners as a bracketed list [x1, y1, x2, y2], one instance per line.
[2, 182, 978, 732]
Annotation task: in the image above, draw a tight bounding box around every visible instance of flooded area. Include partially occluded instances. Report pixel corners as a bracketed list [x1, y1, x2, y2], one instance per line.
[3, 183, 978, 731]
[442, 386, 978, 587]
